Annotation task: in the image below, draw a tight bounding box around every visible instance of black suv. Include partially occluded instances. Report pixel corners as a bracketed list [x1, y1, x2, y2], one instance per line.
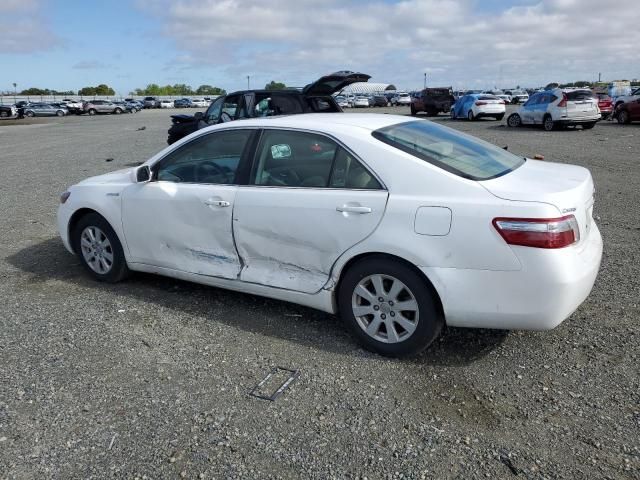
[410, 87, 455, 116]
[167, 71, 370, 144]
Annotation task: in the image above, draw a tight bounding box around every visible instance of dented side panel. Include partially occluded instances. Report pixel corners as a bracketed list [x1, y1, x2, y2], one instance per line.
[233, 186, 388, 293]
[121, 182, 241, 279]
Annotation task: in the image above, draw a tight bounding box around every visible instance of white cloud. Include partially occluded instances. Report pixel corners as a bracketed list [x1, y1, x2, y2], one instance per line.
[138, 0, 640, 90]
[73, 60, 110, 70]
[0, 0, 60, 54]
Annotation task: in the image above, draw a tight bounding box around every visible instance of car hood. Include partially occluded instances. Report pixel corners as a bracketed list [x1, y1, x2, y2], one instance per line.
[76, 168, 135, 187]
[302, 70, 371, 95]
[480, 159, 594, 213]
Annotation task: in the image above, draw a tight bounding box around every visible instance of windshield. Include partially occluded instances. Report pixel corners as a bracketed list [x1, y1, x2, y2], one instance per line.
[372, 120, 525, 180]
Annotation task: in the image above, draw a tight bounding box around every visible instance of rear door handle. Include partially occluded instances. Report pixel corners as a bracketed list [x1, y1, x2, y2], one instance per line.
[336, 205, 372, 214]
[205, 199, 230, 207]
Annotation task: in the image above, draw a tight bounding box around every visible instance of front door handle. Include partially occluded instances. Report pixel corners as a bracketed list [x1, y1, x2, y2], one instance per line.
[336, 205, 372, 214]
[205, 199, 230, 207]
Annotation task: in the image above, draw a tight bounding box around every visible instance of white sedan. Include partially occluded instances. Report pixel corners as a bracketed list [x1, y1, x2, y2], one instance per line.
[57, 113, 602, 356]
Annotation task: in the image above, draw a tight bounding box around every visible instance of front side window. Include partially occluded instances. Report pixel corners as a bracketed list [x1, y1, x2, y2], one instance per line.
[204, 96, 224, 124]
[372, 120, 525, 180]
[155, 129, 252, 184]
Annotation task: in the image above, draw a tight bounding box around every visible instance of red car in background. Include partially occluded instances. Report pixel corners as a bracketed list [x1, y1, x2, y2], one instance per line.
[595, 93, 613, 120]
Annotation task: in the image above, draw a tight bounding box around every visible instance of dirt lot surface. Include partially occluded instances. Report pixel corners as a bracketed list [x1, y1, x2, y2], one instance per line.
[0, 107, 638, 479]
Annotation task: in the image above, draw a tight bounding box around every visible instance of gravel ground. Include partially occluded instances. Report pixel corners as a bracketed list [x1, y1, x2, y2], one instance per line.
[0, 107, 638, 479]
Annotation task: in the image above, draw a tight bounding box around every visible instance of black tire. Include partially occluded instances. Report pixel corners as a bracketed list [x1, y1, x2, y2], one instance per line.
[88, 109, 97, 116]
[616, 110, 630, 124]
[495, 113, 505, 121]
[56, 110, 64, 117]
[72, 213, 130, 283]
[410, 104, 416, 116]
[338, 256, 443, 357]
[582, 122, 596, 130]
[467, 110, 475, 121]
[543, 115, 555, 131]
[507, 113, 521, 127]
[25, 111, 35, 117]
[114, 108, 123, 114]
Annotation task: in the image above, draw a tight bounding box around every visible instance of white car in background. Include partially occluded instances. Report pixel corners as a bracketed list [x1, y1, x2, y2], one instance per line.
[510, 90, 529, 104]
[353, 96, 370, 108]
[191, 98, 209, 108]
[57, 113, 602, 356]
[159, 100, 174, 108]
[507, 88, 600, 131]
[391, 92, 411, 106]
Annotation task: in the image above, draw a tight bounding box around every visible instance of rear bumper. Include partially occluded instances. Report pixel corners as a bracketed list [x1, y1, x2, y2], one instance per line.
[557, 114, 600, 125]
[421, 223, 602, 330]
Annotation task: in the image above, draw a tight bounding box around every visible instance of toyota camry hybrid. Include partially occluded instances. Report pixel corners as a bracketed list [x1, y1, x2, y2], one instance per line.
[57, 113, 602, 356]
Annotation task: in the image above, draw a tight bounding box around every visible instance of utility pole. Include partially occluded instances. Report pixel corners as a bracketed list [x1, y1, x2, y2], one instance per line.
[423, 73, 427, 89]
[598, 72, 601, 83]
[247, 76, 250, 89]
[12, 82, 17, 102]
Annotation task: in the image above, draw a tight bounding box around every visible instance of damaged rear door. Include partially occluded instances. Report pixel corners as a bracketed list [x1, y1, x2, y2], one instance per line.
[233, 128, 388, 294]
[121, 129, 256, 279]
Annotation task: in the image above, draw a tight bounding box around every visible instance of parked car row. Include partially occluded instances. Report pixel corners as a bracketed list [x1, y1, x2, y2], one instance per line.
[0, 99, 145, 118]
[142, 97, 212, 109]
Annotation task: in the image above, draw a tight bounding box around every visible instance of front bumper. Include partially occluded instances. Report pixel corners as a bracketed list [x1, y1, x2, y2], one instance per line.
[422, 222, 602, 330]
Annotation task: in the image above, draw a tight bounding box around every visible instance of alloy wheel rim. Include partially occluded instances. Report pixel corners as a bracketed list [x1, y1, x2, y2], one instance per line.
[352, 274, 419, 343]
[545, 118, 553, 130]
[80, 226, 114, 274]
[509, 115, 520, 126]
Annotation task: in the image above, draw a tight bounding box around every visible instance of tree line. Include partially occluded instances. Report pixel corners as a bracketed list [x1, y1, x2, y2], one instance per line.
[5, 80, 288, 97]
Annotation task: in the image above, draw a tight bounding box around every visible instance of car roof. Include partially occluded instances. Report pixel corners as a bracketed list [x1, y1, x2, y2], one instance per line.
[201, 113, 413, 135]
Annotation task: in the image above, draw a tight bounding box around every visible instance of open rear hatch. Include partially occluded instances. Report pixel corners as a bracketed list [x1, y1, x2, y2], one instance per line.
[302, 71, 371, 96]
[480, 159, 596, 242]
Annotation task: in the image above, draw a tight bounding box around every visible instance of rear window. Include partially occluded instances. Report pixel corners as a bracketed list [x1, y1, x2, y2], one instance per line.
[372, 120, 525, 181]
[478, 95, 499, 101]
[565, 90, 595, 101]
[425, 89, 450, 97]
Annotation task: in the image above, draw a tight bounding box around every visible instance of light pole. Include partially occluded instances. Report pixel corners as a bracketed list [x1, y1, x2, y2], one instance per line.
[247, 76, 250, 89]
[12, 83, 17, 102]
[423, 73, 427, 89]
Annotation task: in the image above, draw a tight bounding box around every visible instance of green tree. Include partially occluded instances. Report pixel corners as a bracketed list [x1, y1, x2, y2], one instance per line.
[21, 87, 47, 95]
[95, 84, 115, 95]
[195, 85, 226, 95]
[78, 86, 96, 96]
[265, 81, 286, 90]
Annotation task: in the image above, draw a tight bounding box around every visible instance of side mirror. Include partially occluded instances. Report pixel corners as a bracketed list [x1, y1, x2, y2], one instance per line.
[194, 111, 203, 120]
[136, 165, 151, 183]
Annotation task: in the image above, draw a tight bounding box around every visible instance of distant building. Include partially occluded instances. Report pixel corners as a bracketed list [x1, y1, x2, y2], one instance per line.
[338, 82, 397, 94]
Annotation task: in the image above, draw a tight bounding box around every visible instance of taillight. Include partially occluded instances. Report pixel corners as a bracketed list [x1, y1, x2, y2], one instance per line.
[475, 101, 487, 106]
[557, 94, 568, 108]
[492, 215, 580, 249]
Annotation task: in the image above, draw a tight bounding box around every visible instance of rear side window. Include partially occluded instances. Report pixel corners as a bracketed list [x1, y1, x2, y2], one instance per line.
[565, 90, 595, 101]
[372, 120, 525, 181]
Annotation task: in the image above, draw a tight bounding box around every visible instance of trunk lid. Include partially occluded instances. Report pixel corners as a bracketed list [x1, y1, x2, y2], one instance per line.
[302, 70, 371, 96]
[481, 160, 595, 242]
[564, 89, 598, 119]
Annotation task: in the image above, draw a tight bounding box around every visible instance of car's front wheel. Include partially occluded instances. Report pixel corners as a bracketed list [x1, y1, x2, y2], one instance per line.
[72, 213, 130, 283]
[507, 113, 521, 127]
[338, 256, 443, 357]
[56, 110, 65, 117]
[616, 110, 630, 124]
[88, 109, 97, 116]
[25, 111, 35, 117]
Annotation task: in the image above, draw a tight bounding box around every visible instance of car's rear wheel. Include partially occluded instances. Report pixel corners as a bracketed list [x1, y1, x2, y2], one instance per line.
[88, 109, 97, 116]
[114, 108, 123, 114]
[26, 111, 35, 117]
[72, 213, 130, 283]
[616, 110, 630, 124]
[467, 110, 475, 121]
[582, 122, 596, 130]
[543, 115, 555, 131]
[495, 113, 505, 121]
[56, 110, 64, 117]
[338, 256, 443, 357]
[410, 104, 416, 116]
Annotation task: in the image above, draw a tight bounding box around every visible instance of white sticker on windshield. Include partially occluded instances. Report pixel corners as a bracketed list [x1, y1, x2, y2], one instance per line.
[271, 144, 291, 159]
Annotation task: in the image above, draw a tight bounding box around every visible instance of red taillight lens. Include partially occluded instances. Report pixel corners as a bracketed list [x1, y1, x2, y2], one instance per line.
[558, 94, 568, 108]
[475, 101, 487, 106]
[493, 215, 580, 249]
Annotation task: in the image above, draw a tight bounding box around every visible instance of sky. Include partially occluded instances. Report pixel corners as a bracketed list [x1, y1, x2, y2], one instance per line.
[1, 0, 638, 96]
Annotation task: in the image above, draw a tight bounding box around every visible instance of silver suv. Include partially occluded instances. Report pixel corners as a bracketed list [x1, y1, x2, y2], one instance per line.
[82, 100, 125, 115]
